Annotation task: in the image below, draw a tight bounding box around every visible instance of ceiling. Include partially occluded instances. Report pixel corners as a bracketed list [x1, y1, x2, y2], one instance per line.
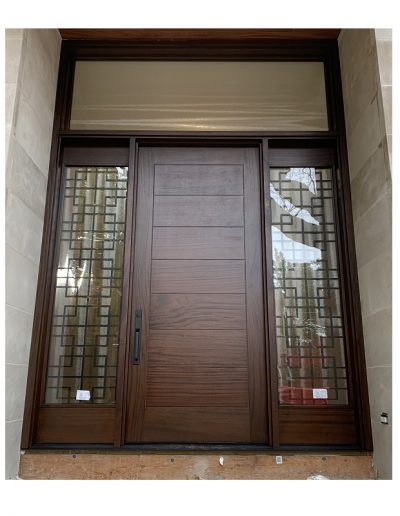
[59, 29, 341, 41]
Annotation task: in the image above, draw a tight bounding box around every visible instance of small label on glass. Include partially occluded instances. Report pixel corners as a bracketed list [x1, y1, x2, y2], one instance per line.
[76, 389, 91, 401]
[312, 388, 328, 399]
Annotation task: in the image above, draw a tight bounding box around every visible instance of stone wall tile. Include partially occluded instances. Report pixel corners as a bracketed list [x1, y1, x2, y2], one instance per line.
[381, 86, 392, 136]
[350, 146, 390, 223]
[376, 40, 392, 85]
[5, 305, 34, 366]
[357, 250, 391, 316]
[339, 29, 375, 94]
[5, 420, 23, 479]
[370, 420, 392, 479]
[346, 98, 382, 180]
[5, 364, 29, 422]
[6, 139, 48, 220]
[15, 96, 54, 175]
[362, 308, 392, 368]
[5, 34, 24, 84]
[5, 245, 39, 314]
[366, 366, 392, 426]
[6, 191, 44, 265]
[354, 193, 391, 269]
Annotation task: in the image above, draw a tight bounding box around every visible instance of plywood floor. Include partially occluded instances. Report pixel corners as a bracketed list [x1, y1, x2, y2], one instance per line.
[19, 452, 374, 480]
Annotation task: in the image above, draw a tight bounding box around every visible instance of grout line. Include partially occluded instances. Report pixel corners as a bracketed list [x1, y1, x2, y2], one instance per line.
[5, 303, 34, 317]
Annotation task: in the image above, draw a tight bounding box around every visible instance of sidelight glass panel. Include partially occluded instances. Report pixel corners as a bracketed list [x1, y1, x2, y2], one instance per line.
[70, 61, 328, 131]
[270, 167, 348, 405]
[45, 166, 128, 404]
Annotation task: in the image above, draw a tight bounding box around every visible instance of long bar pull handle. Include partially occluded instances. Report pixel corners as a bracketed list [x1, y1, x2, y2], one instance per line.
[132, 309, 142, 364]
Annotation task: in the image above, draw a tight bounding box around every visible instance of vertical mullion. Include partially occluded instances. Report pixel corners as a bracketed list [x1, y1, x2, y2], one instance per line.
[261, 138, 280, 448]
[114, 137, 137, 446]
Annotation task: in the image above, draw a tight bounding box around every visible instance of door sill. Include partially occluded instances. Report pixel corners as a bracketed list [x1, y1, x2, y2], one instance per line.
[28, 443, 368, 453]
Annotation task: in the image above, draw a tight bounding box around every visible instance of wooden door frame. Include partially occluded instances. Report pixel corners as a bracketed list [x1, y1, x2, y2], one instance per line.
[21, 32, 372, 451]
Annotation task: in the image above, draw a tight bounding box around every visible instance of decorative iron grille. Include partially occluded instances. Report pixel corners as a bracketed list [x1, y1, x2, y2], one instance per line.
[45, 166, 128, 404]
[270, 167, 348, 405]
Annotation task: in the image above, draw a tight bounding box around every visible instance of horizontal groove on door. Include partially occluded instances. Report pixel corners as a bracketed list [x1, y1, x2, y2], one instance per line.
[36, 407, 115, 444]
[153, 195, 244, 226]
[152, 227, 245, 259]
[278, 408, 357, 445]
[154, 164, 244, 195]
[147, 330, 248, 367]
[149, 293, 246, 329]
[151, 260, 245, 293]
[146, 366, 249, 407]
[141, 407, 251, 442]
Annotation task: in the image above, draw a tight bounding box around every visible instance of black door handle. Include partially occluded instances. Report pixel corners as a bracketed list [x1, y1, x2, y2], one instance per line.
[132, 309, 142, 364]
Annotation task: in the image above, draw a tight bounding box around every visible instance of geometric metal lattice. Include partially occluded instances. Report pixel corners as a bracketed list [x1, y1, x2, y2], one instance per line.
[270, 167, 348, 405]
[45, 167, 128, 404]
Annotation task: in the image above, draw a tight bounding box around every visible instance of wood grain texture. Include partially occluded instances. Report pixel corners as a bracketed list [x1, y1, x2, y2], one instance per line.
[126, 146, 267, 444]
[142, 407, 251, 442]
[151, 260, 245, 293]
[242, 148, 268, 442]
[147, 330, 247, 367]
[125, 147, 155, 441]
[155, 164, 243, 195]
[36, 407, 115, 444]
[152, 227, 245, 259]
[278, 408, 358, 445]
[153, 195, 244, 226]
[59, 29, 341, 41]
[146, 366, 249, 407]
[149, 293, 246, 329]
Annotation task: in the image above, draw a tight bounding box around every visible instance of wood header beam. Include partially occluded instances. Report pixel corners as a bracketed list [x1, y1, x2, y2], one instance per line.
[59, 29, 341, 41]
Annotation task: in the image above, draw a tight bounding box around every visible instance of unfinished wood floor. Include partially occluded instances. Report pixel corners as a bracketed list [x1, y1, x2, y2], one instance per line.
[19, 452, 374, 480]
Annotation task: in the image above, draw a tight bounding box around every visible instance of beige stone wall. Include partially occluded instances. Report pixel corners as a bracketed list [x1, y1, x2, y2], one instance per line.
[339, 29, 392, 479]
[5, 29, 61, 479]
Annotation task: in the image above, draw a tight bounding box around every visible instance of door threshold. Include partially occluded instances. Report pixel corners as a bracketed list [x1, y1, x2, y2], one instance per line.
[27, 443, 368, 454]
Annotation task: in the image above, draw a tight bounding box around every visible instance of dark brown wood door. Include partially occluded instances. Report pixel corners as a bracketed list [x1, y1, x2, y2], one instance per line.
[125, 146, 268, 443]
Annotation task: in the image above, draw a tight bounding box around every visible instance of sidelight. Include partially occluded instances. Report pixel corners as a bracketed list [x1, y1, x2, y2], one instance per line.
[44, 166, 128, 404]
[269, 166, 348, 405]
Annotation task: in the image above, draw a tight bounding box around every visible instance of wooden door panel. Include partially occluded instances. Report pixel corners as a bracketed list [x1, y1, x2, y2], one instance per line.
[152, 227, 245, 259]
[147, 330, 248, 367]
[153, 195, 244, 226]
[151, 260, 246, 293]
[126, 146, 267, 444]
[154, 164, 244, 195]
[150, 293, 246, 330]
[142, 407, 251, 443]
[146, 366, 249, 407]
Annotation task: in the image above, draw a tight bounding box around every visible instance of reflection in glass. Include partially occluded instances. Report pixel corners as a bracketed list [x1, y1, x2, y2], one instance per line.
[70, 61, 328, 131]
[45, 167, 128, 404]
[270, 167, 348, 405]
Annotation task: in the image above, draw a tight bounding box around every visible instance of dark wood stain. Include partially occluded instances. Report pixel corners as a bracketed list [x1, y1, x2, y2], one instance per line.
[36, 407, 115, 444]
[147, 330, 248, 367]
[279, 408, 358, 445]
[151, 260, 246, 293]
[21, 31, 372, 452]
[152, 227, 245, 260]
[142, 407, 251, 443]
[59, 29, 341, 41]
[154, 164, 243, 195]
[146, 366, 249, 407]
[153, 195, 244, 227]
[125, 146, 268, 444]
[150, 293, 247, 330]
